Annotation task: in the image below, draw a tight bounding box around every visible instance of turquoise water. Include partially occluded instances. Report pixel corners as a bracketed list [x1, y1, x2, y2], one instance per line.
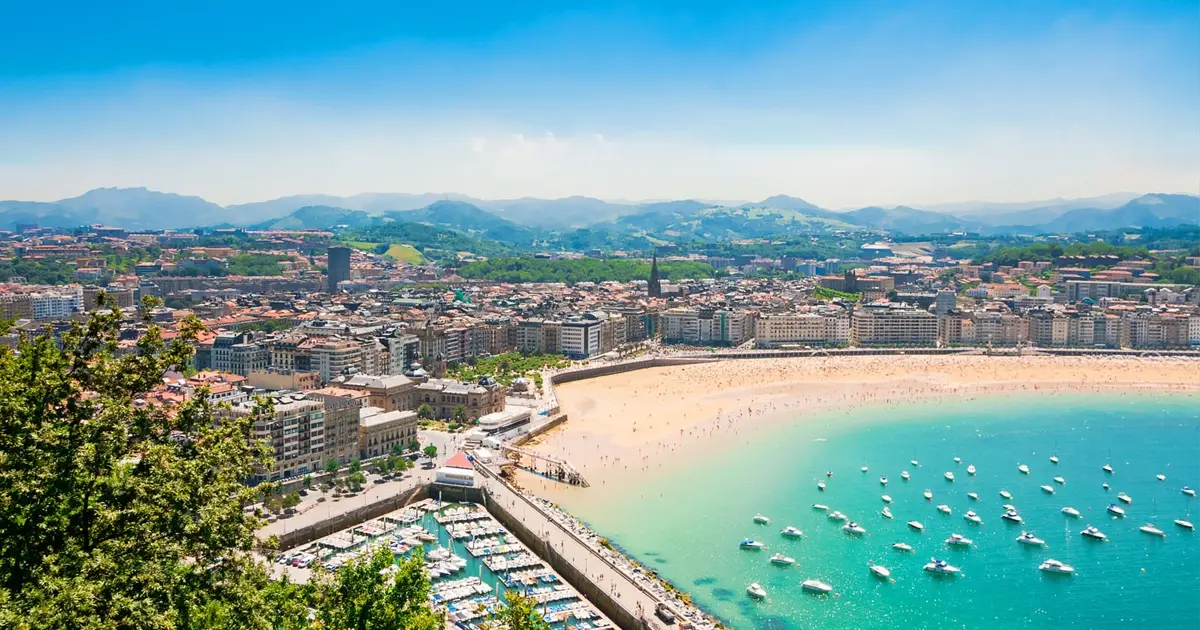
[557, 393, 1200, 629]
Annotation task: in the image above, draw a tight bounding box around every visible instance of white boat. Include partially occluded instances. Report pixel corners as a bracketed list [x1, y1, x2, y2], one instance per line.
[967, 465, 976, 475]
[1002, 510, 1023, 524]
[946, 533, 973, 547]
[770, 552, 796, 565]
[747, 582, 767, 599]
[817, 481, 826, 491]
[1003, 504, 1017, 512]
[754, 513, 772, 524]
[954, 456, 962, 464]
[781, 525, 804, 538]
[911, 460, 920, 467]
[1183, 486, 1196, 497]
[1081, 525, 1106, 540]
[892, 542, 914, 552]
[1040, 485, 1055, 495]
[1049, 455, 1059, 464]
[1156, 474, 1166, 482]
[827, 471, 834, 477]
[861, 465, 869, 473]
[1000, 490, 1013, 500]
[964, 511, 983, 525]
[1061, 507, 1082, 518]
[1053, 476, 1065, 485]
[1017, 531, 1045, 547]
[937, 504, 952, 515]
[901, 471, 911, 480]
[1039, 559, 1074, 575]
[923, 558, 961, 575]
[881, 507, 894, 519]
[880, 476, 888, 486]
[1018, 464, 1030, 475]
[967, 492, 979, 501]
[1106, 504, 1125, 517]
[908, 520, 924, 532]
[801, 579, 833, 594]
[843, 521, 867, 535]
[740, 538, 765, 550]
[828, 511, 847, 521]
[923, 490, 933, 500]
[1117, 492, 1132, 504]
[1139, 524, 1166, 537]
[882, 494, 893, 503]
[1102, 482, 1110, 490]
[1175, 519, 1195, 530]
[1102, 464, 1113, 474]
[944, 472, 955, 482]
[870, 564, 891, 579]
[812, 503, 829, 511]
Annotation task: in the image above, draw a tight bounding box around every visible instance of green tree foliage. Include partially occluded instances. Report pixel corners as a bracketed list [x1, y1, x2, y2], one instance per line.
[972, 241, 1148, 267]
[448, 352, 569, 386]
[423, 445, 438, 460]
[812, 285, 861, 302]
[416, 403, 434, 420]
[458, 257, 715, 283]
[348, 221, 513, 263]
[308, 547, 441, 630]
[492, 590, 551, 630]
[0, 257, 76, 285]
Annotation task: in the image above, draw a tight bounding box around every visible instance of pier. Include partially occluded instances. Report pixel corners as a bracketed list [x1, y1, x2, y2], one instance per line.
[501, 443, 590, 487]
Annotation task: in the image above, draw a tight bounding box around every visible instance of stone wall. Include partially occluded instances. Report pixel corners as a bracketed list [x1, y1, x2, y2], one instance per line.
[275, 483, 431, 550]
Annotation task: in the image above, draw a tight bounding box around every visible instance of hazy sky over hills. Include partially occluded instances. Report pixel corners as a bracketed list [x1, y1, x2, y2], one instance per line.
[2, 0, 1197, 207]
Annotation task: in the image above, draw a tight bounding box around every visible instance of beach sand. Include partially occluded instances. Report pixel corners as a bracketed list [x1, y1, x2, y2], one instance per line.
[517, 355, 1200, 500]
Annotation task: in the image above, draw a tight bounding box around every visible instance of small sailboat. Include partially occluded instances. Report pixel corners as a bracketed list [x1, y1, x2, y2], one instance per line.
[1183, 486, 1196, 497]
[901, 471, 911, 480]
[944, 472, 955, 482]
[770, 552, 797, 565]
[780, 525, 804, 538]
[754, 513, 772, 524]
[880, 476, 888, 486]
[1040, 485, 1055, 494]
[1018, 464, 1030, 475]
[842, 521, 867, 535]
[923, 489, 933, 501]
[870, 564, 891, 580]
[1081, 525, 1106, 540]
[747, 582, 767, 599]
[964, 511, 983, 525]
[1102, 463, 1113, 474]
[967, 464, 976, 476]
[812, 503, 829, 511]
[1117, 492, 1132, 504]
[1175, 518, 1195, 530]
[1106, 504, 1125, 517]
[1139, 524, 1166, 538]
[911, 458, 920, 467]
[892, 541, 914, 552]
[1156, 474, 1166, 482]
[1049, 455, 1059, 464]
[954, 456, 962, 464]
[861, 465, 869, 473]
[1052, 477, 1065, 486]
[908, 520, 925, 532]
[882, 494, 893, 503]
[937, 504, 952, 515]
[1061, 506, 1082, 518]
[1017, 531, 1045, 547]
[1102, 482, 1110, 490]
[1039, 559, 1074, 575]
[881, 507, 894, 519]
[967, 492, 979, 501]
[1000, 490, 1013, 500]
[801, 579, 833, 594]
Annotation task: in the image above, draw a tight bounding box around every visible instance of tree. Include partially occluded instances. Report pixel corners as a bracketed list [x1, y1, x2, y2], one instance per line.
[302, 474, 313, 492]
[423, 444, 439, 460]
[325, 458, 340, 478]
[453, 404, 467, 423]
[0, 297, 282, 627]
[390, 443, 405, 457]
[347, 471, 366, 493]
[416, 403, 434, 420]
[308, 546, 441, 630]
[408, 438, 421, 452]
[283, 492, 301, 512]
[493, 590, 551, 630]
[348, 457, 362, 474]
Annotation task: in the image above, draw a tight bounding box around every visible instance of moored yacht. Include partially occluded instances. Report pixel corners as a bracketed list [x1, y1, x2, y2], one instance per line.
[801, 579, 833, 594]
[967, 492, 979, 501]
[754, 513, 772, 524]
[1002, 509, 1023, 523]
[944, 472, 955, 482]
[770, 552, 796, 565]
[1139, 524, 1166, 537]
[1175, 519, 1195, 530]
[747, 583, 767, 599]
[1017, 531, 1045, 547]
[908, 520, 925, 532]
[780, 525, 804, 538]
[911, 459, 920, 467]
[1081, 525, 1106, 540]
[1106, 503, 1125, 517]
[923, 489, 933, 500]
[892, 542, 914, 552]
[1000, 490, 1013, 500]
[1061, 506, 1081, 518]
[843, 521, 867, 535]
[812, 503, 829, 511]
[954, 456, 962, 464]
[901, 471, 911, 480]
[967, 465, 976, 475]
[1053, 476, 1065, 484]
[1039, 559, 1074, 575]
[880, 476, 888, 485]
[881, 507, 894, 519]
[937, 504, 952, 515]
[1040, 485, 1055, 494]
[1102, 463, 1113, 474]
[817, 480, 826, 491]
[1003, 504, 1017, 512]
[1156, 474, 1166, 482]
[923, 558, 961, 575]
[1018, 464, 1030, 475]
[1049, 455, 1059, 464]
[828, 511, 847, 521]
[882, 494, 892, 503]
[870, 564, 891, 579]
[861, 465, 869, 473]
[740, 538, 766, 550]
[1183, 486, 1196, 497]
[964, 511, 983, 525]
[945, 533, 973, 547]
[1117, 492, 1132, 504]
[1102, 482, 1110, 490]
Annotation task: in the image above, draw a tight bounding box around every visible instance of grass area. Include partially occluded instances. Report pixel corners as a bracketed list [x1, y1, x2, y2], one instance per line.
[447, 352, 570, 388]
[813, 285, 861, 301]
[343, 240, 380, 251]
[384, 244, 424, 264]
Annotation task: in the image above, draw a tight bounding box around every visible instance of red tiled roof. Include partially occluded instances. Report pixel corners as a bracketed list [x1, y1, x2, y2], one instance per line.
[444, 452, 473, 470]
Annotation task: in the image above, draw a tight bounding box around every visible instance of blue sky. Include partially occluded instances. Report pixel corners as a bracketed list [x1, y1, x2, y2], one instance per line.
[2, 0, 1196, 207]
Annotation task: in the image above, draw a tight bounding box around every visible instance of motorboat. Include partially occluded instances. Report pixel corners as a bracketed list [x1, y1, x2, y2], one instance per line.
[1040, 485, 1055, 495]
[754, 513, 772, 524]
[1081, 525, 1106, 540]
[843, 521, 867, 535]
[882, 495, 893, 503]
[1102, 482, 1110, 490]
[964, 511, 983, 525]
[954, 456, 962, 464]
[1184, 486, 1196, 497]
[944, 472, 955, 482]
[1053, 476, 1065, 485]
[892, 542, 914, 552]
[1139, 524, 1166, 537]
[1106, 504, 1125, 517]
[770, 552, 796, 565]
[1049, 455, 1059, 464]
[740, 538, 766, 550]
[923, 490, 933, 501]
[828, 511, 847, 521]
[1000, 490, 1013, 500]
[1061, 507, 1082, 518]
[967, 465, 976, 475]
[1003, 504, 1017, 512]
[1102, 464, 1113, 474]
[880, 476, 888, 486]
[781, 525, 804, 538]
[827, 471, 834, 477]
[747, 583, 767, 599]
[1039, 559, 1074, 575]
[937, 504, 952, 515]
[1018, 464, 1030, 475]
[861, 465, 869, 473]
[881, 507, 894, 519]
[923, 558, 961, 575]
[946, 533, 973, 547]
[1117, 492, 1132, 504]
[817, 481, 826, 491]
[870, 564, 891, 579]
[967, 492, 979, 501]
[1175, 519, 1195, 530]
[901, 471, 911, 480]
[812, 503, 829, 511]
[1017, 532, 1045, 547]
[1002, 510, 1023, 524]
[801, 579, 833, 594]
[908, 520, 925, 532]
[1156, 474, 1166, 482]
[911, 459, 920, 467]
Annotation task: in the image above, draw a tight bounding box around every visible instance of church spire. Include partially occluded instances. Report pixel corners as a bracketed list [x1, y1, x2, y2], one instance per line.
[648, 253, 662, 298]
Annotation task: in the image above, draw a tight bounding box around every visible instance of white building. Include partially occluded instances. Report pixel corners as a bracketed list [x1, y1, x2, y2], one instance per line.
[755, 311, 849, 347]
[851, 305, 938, 346]
[31, 289, 83, 320]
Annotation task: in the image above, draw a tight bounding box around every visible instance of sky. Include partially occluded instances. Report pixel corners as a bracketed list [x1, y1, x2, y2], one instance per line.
[1, 0, 1197, 208]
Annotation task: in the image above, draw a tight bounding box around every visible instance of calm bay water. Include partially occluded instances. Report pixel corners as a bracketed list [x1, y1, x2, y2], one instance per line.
[556, 393, 1200, 629]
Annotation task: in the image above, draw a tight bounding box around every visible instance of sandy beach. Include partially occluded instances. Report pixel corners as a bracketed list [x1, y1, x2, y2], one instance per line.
[518, 355, 1200, 499]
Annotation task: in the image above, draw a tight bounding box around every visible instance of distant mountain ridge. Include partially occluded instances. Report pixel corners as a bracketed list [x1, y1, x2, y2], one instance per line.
[1, 187, 1196, 235]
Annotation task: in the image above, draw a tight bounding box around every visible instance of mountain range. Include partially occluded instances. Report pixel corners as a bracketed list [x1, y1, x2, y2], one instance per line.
[1, 188, 1196, 236]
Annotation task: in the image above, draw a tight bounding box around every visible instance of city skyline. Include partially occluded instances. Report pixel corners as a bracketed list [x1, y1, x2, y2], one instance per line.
[3, 1, 1197, 207]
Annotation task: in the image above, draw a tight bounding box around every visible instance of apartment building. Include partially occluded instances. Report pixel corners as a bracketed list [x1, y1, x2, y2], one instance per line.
[850, 305, 938, 346]
[0, 293, 33, 320]
[308, 386, 369, 466]
[309, 338, 363, 385]
[358, 406, 419, 459]
[755, 311, 850, 347]
[662, 307, 756, 346]
[224, 391, 325, 482]
[31, 289, 82, 320]
[339, 373, 417, 412]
